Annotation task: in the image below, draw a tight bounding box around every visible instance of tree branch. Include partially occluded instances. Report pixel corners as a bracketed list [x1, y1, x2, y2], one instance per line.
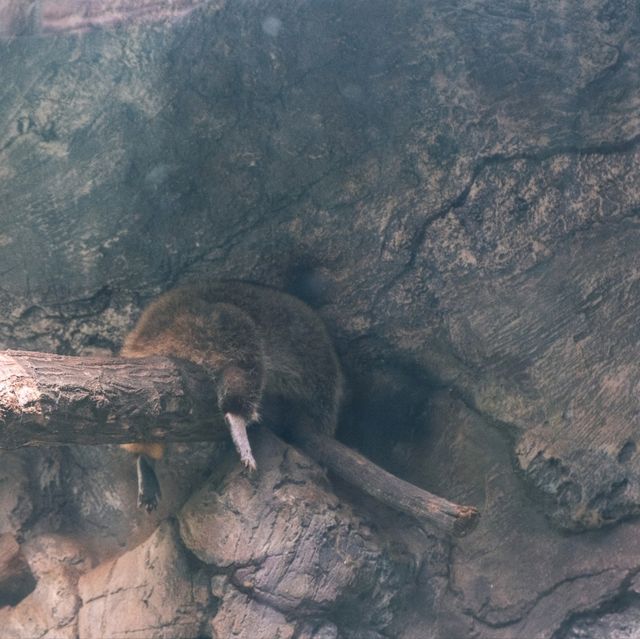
[0, 349, 479, 536]
[0, 350, 224, 447]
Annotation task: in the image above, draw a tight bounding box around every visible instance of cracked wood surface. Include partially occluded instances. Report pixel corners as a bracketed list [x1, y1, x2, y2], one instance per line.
[0, 350, 222, 447]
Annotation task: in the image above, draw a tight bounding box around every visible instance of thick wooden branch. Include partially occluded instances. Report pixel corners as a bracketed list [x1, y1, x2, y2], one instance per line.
[0, 350, 225, 447]
[0, 350, 479, 536]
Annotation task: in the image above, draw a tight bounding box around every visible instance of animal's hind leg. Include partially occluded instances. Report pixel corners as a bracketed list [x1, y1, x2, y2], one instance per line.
[136, 454, 162, 512]
[121, 443, 164, 511]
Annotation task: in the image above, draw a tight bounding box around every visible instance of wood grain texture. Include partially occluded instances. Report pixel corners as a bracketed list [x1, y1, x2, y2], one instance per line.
[0, 350, 223, 447]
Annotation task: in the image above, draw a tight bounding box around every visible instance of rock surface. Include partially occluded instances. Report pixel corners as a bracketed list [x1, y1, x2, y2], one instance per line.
[0, 535, 90, 639]
[0, 0, 639, 637]
[180, 429, 413, 637]
[78, 521, 210, 639]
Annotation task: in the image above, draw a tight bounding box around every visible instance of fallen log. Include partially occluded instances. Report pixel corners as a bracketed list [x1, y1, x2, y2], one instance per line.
[0, 349, 479, 536]
[0, 350, 222, 447]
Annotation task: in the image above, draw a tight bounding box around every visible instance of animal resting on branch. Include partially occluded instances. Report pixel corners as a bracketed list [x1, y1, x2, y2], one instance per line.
[0, 349, 479, 536]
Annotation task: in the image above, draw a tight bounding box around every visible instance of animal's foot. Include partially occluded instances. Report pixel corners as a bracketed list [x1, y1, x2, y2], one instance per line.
[138, 490, 159, 512]
[242, 454, 257, 473]
[226, 412, 257, 474]
[136, 455, 162, 513]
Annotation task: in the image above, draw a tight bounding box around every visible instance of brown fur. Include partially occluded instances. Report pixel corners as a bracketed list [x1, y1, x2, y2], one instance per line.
[120, 443, 164, 460]
[121, 280, 344, 491]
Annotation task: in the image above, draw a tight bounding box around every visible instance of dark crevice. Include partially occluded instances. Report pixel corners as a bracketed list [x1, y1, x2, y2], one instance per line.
[431, 129, 640, 239]
[470, 568, 619, 631]
[551, 567, 640, 639]
[0, 561, 37, 608]
[372, 131, 640, 315]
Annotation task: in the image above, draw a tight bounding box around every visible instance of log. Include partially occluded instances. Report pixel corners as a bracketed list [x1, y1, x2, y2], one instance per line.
[0, 350, 225, 447]
[0, 349, 479, 536]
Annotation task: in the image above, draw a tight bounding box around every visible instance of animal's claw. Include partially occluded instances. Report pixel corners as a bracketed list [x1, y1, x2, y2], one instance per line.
[242, 455, 257, 473]
[138, 492, 159, 512]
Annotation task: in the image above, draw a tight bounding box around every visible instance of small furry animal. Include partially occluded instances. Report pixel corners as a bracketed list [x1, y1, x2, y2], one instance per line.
[118, 280, 478, 535]
[120, 279, 343, 511]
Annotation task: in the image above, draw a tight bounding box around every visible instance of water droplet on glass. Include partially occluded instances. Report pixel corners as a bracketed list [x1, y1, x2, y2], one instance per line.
[262, 16, 282, 37]
[340, 83, 363, 100]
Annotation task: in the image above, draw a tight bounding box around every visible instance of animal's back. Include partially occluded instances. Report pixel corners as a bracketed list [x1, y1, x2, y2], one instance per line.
[122, 280, 343, 435]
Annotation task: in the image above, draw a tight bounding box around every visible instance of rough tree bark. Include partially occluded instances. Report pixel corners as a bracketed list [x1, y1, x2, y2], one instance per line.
[0, 351, 220, 447]
[0, 349, 478, 536]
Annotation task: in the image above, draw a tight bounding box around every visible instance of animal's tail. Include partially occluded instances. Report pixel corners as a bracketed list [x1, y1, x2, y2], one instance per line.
[289, 422, 480, 537]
